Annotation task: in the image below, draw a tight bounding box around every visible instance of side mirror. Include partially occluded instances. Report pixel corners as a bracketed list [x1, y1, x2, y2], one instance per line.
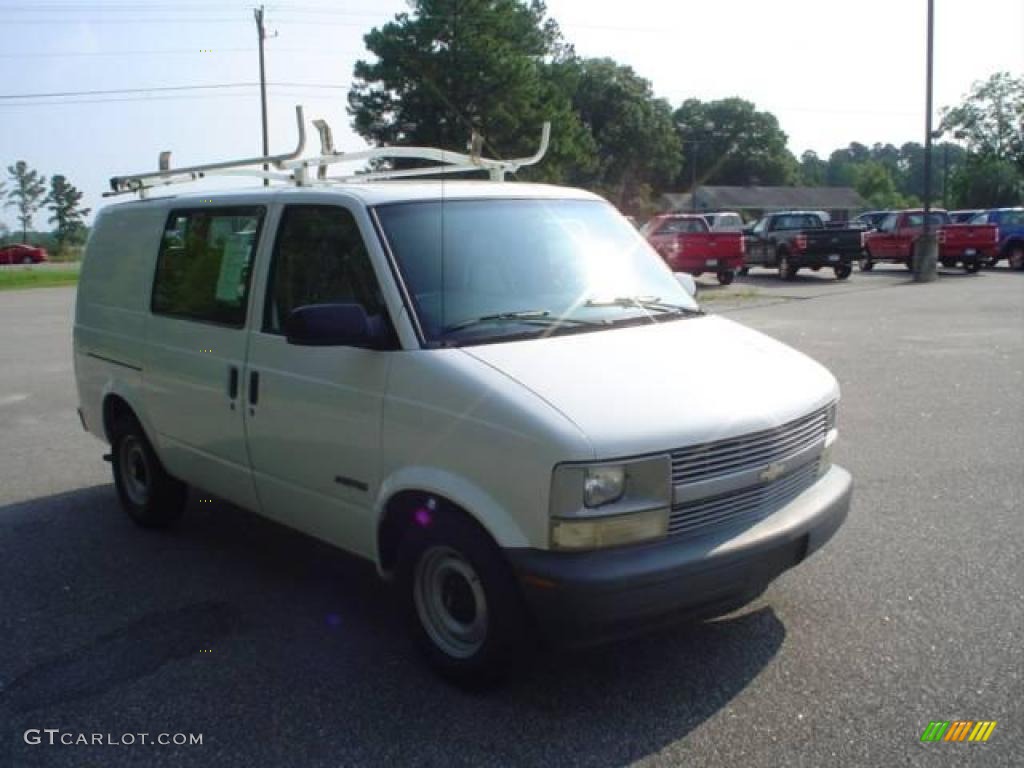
[285, 303, 383, 348]
[674, 272, 698, 298]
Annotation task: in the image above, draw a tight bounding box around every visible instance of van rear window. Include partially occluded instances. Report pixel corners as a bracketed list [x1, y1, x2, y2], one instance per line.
[152, 207, 264, 326]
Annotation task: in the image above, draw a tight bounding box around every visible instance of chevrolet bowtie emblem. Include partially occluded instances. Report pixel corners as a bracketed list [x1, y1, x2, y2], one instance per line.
[759, 462, 786, 482]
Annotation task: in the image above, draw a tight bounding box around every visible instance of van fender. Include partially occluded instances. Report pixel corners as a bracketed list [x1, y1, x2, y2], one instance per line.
[372, 466, 531, 571]
[98, 375, 153, 444]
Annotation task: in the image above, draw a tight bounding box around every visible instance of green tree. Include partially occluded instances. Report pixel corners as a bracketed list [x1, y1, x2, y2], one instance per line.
[949, 154, 1021, 208]
[939, 72, 1024, 206]
[673, 98, 798, 188]
[347, 0, 594, 183]
[45, 175, 91, 248]
[565, 57, 681, 209]
[940, 72, 1024, 169]
[854, 162, 911, 209]
[799, 150, 827, 186]
[5, 161, 47, 243]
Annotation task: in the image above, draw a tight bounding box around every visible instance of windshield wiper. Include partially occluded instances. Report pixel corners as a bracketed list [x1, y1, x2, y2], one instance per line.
[584, 296, 704, 316]
[443, 310, 601, 335]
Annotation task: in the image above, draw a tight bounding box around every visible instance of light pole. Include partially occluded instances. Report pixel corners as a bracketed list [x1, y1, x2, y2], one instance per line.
[915, 0, 938, 282]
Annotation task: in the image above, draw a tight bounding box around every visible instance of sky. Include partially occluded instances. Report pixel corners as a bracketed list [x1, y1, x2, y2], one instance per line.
[1, 0, 1022, 225]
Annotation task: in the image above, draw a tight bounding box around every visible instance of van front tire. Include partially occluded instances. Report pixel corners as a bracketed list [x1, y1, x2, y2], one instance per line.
[397, 507, 530, 688]
[110, 415, 186, 528]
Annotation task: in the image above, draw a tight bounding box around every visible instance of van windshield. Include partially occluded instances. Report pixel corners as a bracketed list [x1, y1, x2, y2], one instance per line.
[375, 198, 700, 346]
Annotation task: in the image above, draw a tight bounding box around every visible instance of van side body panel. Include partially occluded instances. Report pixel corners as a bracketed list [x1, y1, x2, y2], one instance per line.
[74, 205, 166, 442]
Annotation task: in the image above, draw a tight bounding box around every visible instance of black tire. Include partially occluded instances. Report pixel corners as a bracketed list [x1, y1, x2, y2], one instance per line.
[859, 254, 874, 271]
[778, 253, 797, 280]
[717, 269, 735, 286]
[738, 266, 749, 276]
[1009, 245, 1024, 271]
[834, 264, 852, 280]
[941, 258, 957, 269]
[963, 260, 981, 274]
[397, 505, 531, 688]
[110, 413, 186, 528]
[906, 247, 915, 270]
[985, 256, 1000, 268]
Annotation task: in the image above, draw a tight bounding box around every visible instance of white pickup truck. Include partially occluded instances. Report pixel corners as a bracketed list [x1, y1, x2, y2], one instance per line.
[74, 116, 851, 686]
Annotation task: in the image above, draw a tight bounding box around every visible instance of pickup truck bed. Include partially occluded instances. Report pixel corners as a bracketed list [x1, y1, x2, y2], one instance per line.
[644, 214, 745, 285]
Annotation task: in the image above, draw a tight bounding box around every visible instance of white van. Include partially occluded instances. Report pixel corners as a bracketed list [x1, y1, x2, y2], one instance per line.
[74, 135, 850, 685]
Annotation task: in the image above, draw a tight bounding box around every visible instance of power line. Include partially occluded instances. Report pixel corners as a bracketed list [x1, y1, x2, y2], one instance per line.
[0, 82, 258, 100]
[0, 46, 362, 59]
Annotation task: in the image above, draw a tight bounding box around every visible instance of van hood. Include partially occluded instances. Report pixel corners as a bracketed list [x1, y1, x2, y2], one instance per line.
[461, 315, 838, 458]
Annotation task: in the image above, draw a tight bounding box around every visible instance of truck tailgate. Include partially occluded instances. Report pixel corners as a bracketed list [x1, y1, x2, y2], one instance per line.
[939, 224, 998, 252]
[804, 228, 863, 254]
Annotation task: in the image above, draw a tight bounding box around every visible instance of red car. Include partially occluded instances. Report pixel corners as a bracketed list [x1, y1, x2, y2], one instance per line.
[862, 210, 998, 274]
[642, 214, 745, 285]
[0, 243, 49, 265]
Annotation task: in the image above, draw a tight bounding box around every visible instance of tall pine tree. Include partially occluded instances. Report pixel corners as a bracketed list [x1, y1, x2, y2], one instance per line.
[45, 175, 91, 248]
[5, 161, 46, 244]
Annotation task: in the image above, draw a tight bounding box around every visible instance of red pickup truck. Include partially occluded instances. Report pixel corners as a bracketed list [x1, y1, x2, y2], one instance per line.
[642, 214, 745, 285]
[862, 210, 998, 274]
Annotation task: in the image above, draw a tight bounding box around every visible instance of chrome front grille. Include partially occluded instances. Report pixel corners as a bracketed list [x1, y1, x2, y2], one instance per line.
[668, 460, 820, 537]
[670, 404, 832, 486]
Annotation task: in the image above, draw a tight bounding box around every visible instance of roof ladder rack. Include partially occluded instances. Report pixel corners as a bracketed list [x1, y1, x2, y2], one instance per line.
[107, 105, 308, 197]
[105, 105, 551, 198]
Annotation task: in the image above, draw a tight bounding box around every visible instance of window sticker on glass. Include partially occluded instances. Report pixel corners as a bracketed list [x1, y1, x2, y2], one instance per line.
[215, 231, 255, 305]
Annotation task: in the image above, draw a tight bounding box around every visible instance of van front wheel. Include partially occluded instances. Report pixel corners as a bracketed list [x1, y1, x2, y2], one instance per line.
[111, 415, 186, 528]
[398, 508, 530, 688]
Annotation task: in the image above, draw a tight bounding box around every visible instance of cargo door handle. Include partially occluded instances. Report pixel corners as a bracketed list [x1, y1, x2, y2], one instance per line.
[227, 366, 239, 401]
[248, 371, 259, 406]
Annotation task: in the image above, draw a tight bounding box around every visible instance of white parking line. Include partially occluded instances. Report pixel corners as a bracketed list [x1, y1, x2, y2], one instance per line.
[0, 393, 30, 406]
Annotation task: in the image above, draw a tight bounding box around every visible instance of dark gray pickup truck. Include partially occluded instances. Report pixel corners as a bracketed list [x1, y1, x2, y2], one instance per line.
[743, 212, 863, 280]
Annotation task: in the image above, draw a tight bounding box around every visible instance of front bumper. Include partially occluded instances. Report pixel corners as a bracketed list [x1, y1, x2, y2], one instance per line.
[507, 465, 852, 646]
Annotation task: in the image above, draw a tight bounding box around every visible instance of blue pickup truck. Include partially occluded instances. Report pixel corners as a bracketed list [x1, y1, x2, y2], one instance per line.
[970, 208, 1024, 269]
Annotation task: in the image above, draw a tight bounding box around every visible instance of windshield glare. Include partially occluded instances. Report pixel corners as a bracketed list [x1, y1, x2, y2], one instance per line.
[375, 198, 698, 344]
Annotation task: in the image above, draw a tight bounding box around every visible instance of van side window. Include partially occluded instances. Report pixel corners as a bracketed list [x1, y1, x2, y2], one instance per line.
[152, 207, 264, 326]
[264, 205, 385, 334]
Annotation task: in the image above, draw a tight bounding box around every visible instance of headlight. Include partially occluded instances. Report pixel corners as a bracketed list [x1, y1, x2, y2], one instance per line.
[584, 465, 626, 507]
[550, 455, 672, 550]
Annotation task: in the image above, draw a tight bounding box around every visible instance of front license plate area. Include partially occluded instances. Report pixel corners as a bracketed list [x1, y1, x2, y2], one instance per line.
[828, 254, 840, 262]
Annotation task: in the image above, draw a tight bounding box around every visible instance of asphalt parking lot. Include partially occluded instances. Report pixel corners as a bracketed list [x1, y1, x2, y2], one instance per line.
[1, 268, 1022, 767]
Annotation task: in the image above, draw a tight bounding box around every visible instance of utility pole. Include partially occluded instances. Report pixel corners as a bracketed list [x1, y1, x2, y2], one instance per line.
[915, 0, 938, 281]
[254, 5, 270, 186]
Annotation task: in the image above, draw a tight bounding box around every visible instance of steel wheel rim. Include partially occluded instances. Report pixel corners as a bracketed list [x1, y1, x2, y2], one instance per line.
[414, 546, 487, 659]
[119, 435, 150, 506]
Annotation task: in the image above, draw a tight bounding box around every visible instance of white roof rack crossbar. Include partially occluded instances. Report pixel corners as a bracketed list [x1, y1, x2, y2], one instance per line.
[104, 106, 550, 198]
[106, 106, 308, 197]
[283, 121, 550, 183]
